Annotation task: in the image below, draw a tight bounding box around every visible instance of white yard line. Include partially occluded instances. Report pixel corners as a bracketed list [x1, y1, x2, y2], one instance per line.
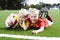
[0, 34, 60, 40]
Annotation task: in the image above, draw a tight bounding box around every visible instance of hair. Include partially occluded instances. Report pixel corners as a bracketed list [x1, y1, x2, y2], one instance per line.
[28, 8, 39, 15]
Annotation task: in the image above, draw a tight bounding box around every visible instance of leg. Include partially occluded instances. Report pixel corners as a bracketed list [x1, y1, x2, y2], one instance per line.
[46, 15, 53, 22]
[47, 20, 53, 26]
[44, 11, 48, 18]
[39, 11, 43, 17]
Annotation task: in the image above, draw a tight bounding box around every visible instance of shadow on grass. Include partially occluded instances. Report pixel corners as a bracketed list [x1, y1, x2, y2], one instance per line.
[0, 25, 39, 32]
[0, 27, 30, 32]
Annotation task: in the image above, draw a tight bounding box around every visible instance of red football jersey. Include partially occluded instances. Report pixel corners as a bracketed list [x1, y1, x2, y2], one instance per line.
[35, 18, 49, 28]
[26, 18, 49, 29]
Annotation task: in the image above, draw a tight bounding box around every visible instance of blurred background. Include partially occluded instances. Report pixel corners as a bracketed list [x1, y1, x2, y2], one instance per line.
[0, 0, 60, 10]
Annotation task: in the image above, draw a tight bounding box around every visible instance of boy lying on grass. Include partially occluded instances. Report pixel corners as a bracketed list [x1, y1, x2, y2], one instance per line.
[5, 8, 53, 34]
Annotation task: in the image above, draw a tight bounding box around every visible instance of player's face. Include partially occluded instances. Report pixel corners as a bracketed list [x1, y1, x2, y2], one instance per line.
[30, 14, 38, 23]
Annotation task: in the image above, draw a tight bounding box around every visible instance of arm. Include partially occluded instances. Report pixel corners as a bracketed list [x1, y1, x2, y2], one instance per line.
[32, 26, 44, 34]
[32, 19, 45, 34]
[36, 26, 44, 33]
[22, 21, 28, 30]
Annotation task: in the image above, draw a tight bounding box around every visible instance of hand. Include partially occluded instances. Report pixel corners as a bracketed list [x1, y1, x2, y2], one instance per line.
[32, 30, 38, 34]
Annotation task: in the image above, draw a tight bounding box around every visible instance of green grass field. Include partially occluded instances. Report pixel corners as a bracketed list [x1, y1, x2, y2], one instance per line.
[0, 10, 60, 38]
[0, 37, 29, 40]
